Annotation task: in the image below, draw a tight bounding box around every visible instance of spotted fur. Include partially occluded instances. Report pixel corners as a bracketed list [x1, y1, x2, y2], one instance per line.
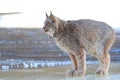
[43, 12, 115, 76]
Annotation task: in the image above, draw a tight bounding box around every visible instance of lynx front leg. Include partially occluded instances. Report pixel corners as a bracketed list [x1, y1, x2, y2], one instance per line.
[74, 48, 86, 76]
[96, 53, 110, 76]
[66, 53, 78, 76]
[69, 53, 78, 70]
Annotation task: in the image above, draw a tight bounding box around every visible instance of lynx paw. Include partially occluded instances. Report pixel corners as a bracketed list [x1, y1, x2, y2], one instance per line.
[66, 69, 74, 77]
[73, 70, 85, 76]
[95, 70, 108, 76]
[66, 69, 84, 77]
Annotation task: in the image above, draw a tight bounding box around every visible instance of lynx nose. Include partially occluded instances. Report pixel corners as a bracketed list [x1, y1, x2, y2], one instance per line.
[43, 27, 45, 30]
[43, 27, 49, 32]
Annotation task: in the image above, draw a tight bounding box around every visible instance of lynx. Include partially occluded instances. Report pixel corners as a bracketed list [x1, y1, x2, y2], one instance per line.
[43, 12, 115, 76]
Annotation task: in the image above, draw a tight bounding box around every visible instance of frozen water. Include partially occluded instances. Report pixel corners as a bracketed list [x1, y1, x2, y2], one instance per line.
[0, 63, 120, 80]
[0, 59, 71, 70]
[0, 59, 101, 70]
[22, 62, 29, 69]
[1, 65, 9, 70]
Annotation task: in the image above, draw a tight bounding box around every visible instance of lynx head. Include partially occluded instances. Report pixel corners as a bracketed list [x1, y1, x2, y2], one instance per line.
[43, 12, 59, 37]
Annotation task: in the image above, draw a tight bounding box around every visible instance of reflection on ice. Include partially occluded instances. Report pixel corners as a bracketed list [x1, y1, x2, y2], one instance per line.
[0, 62, 120, 80]
[66, 74, 120, 80]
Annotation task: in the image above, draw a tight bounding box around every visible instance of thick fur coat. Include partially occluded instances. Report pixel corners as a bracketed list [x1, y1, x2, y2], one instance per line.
[43, 13, 115, 76]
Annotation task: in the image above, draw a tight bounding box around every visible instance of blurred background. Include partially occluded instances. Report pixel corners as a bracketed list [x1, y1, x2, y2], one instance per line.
[0, 0, 120, 72]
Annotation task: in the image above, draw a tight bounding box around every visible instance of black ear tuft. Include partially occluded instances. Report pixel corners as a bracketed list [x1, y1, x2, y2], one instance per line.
[45, 12, 49, 18]
[50, 11, 53, 17]
[50, 12, 56, 23]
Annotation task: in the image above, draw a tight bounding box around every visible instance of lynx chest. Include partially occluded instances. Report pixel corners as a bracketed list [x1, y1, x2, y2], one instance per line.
[54, 36, 80, 54]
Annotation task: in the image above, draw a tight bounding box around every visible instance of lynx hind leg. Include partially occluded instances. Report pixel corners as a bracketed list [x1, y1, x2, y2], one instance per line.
[96, 39, 111, 76]
[96, 32, 115, 76]
[96, 53, 110, 76]
[66, 53, 77, 77]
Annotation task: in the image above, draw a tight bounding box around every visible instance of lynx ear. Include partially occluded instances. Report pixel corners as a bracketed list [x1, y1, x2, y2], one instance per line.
[50, 11, 53, 17]
[50, 12, 56, 22]
[45, 12, 49, 18]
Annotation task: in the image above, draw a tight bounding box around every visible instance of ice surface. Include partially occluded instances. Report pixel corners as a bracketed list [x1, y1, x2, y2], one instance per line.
[0, 63, 120, 80]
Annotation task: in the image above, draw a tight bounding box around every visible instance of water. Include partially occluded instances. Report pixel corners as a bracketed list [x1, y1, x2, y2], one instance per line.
[0, 61, 120, 80]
